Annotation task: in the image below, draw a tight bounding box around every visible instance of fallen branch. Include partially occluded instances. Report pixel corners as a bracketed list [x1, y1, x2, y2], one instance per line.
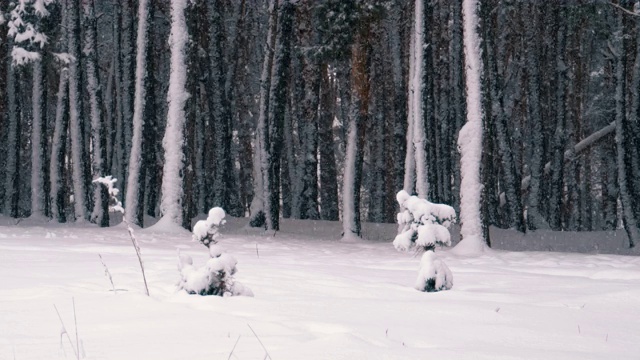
[521, 121, 616, 191]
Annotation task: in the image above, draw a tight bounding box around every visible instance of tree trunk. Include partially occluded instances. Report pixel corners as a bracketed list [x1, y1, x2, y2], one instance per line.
[68, 0, 89, 221]
[456, 0, 487, 252]
[614, 11, 638, 248]
[318, 63, 339, 221]
[126, 0, 152, 226]
[84, 0, 109, 227]
[159, 0, 190, 229]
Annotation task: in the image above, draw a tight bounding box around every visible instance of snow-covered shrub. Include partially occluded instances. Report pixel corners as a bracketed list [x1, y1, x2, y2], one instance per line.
[177, 208, 253, 297]
[394, 190, 456, 292]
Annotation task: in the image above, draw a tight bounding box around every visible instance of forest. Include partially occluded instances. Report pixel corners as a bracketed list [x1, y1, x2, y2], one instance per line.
[0, 0, 639, 249]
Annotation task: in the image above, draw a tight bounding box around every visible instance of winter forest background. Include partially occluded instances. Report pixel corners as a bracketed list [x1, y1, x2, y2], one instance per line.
[1, 0, 639, 249]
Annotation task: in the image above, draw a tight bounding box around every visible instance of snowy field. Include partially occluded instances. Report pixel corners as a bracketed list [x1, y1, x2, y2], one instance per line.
[1, 217, 640, 360]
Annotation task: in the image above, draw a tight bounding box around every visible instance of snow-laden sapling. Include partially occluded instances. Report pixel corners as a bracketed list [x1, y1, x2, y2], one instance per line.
[177, 208, 253, 297]
[394, 190, 456, 292]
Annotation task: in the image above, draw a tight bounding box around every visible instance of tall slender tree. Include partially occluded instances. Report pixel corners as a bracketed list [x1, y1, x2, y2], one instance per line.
[68, 0, 90, 221]
[158, 0, 190, 229]
[84, 0, 109, 226]
[456, 0, 487, 252]
[126, 0, 152, 226]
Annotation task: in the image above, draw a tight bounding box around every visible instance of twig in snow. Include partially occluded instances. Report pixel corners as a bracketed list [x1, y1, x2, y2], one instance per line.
[98, 254, 116, 293]
[93, 176, 149, 296]
[256, 243, 260, 258]
[54, 304, 79, 360]
[227, 335, 241, 360]
[578, 325, 581, 334]
[73, 298, 79, 360]
[247, 324, 272, 360]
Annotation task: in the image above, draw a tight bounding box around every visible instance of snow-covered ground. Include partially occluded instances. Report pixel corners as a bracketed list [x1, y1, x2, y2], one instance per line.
[1, 217, 639, 359]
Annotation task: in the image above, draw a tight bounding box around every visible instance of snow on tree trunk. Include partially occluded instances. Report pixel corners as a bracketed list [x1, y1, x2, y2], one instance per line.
[411, 0, 429, 200]
[250, 0, 277, 228]
[158, 0, 190, 229]
[403, 1, 416, 195]
[342, 24, 370, 240]
[125, 0, 150, 227]
[455, 0, 487, 253]
[342, 102, 361, 240]
[84, 0, 109, 227]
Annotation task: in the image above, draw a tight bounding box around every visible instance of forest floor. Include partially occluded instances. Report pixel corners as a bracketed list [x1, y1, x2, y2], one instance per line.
[0, 216, 639, 359]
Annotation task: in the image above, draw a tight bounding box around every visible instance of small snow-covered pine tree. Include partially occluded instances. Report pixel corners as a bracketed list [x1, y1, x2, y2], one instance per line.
[394, 190, 455, 292]
[177, 208, 253, 297]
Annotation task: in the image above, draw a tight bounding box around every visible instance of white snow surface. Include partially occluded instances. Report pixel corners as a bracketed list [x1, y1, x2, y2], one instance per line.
[1, 217, 639, 359]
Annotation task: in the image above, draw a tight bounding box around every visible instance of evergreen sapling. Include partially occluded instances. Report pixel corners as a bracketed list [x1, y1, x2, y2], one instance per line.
[177, 208, 253, 296]
[394, 190, 455, 292]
